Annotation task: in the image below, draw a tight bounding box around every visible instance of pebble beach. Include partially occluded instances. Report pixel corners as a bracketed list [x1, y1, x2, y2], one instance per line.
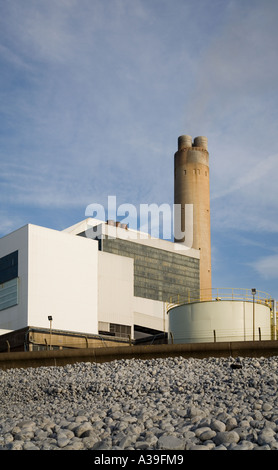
[1, 355, 278, 451]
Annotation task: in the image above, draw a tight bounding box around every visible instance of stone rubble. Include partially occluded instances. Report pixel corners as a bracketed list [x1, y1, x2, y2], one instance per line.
[1, 355, 278, 450]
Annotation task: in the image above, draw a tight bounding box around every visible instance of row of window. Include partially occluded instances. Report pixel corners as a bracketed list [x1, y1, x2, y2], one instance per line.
[110, 323, 131, 338]
[0, 278, 18, 312]
[175, 169, 208, 179]
[183, 169, 208, 176]
[0, 251, 19, 312]
[98, 322, 132, 339]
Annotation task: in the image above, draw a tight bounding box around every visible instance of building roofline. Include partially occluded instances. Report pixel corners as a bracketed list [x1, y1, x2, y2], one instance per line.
[65, 218, 200, 259]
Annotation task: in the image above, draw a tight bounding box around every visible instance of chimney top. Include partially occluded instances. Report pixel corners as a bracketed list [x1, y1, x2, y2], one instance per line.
[178, 135, 208, 151]
[178, 135, 192, 150]
[193, 136, 208, 150]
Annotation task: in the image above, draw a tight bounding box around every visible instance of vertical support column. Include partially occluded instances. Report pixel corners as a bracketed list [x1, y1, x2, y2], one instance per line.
[272, 299, 277, 340]
[174, 135, 212, 298]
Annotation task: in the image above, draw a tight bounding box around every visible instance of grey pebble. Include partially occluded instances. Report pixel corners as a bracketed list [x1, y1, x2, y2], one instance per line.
[257, 428, 276, 446]
[157, 435, 185, 450]
[186, 444, 211, 450]
[1, 356, 278, 450]
[199, 429, 217, 441]
[211, 419, 226, 433]
[213, 431, 240, 446]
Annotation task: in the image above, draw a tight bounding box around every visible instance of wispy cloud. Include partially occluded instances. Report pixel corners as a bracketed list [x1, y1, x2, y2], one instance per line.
[1, 1, 277, 216]
[0, 0, 194, 212]
[0, 209, 26, 236]
[0, 0, 278, 297]
[212, 154, 278, 200]
[251, 254, 278, 280]
[1, 0, 276, 215]
[181, 1, 278, 237]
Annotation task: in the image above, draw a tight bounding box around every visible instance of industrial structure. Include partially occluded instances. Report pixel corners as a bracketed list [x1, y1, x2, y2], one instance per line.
[168, 288, 275, 344]
[174, 135, 211, 295]
[0, 134, 276, 352]
[0, 219, 200, 351]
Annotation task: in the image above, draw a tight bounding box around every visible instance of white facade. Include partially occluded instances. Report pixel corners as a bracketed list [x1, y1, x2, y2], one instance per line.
[27, 225, 99, 334]
[133, 296, 166, 336]
[98, 251, 134, 337]
[0, 224, 99, 336]
[0, 221, 168, 339]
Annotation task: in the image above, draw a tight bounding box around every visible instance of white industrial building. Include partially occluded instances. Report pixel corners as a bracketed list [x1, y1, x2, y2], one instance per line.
[0, 217, 200, 350]
[0, 134, 276, 351]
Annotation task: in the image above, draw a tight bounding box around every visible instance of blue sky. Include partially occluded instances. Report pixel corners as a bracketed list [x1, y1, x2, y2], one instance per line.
[0, 0, 278, 300]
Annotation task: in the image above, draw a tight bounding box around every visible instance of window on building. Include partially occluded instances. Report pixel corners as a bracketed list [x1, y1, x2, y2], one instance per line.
[0, 278, 18, 311]
[0, 251, 18, 284]
[110, 323, 131, 339]
[0, 251, 19, 311]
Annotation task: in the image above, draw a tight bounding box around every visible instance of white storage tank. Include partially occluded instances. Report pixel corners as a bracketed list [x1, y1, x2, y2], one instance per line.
[168, 290, 273, 343]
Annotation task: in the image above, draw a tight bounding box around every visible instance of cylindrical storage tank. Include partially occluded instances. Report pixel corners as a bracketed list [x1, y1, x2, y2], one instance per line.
[168, 300, 272, 344]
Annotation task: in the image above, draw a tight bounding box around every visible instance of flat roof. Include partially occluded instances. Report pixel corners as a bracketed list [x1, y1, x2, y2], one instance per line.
[63, 218, 200, 259]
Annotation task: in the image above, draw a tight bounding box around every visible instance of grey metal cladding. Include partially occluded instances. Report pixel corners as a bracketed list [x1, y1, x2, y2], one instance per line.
[102, 238, 199, 302]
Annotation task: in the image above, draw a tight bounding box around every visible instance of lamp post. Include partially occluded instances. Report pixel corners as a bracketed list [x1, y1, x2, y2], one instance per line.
[48, 316, 53, 350]
[252, 289, 256, 341]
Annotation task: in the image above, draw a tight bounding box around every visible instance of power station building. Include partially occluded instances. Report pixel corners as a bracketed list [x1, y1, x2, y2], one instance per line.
[0, 218, 200, 351]
[0, 135, 276, 351]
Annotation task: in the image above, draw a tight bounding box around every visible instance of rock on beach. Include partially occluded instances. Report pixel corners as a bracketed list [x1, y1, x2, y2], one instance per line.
[1, 356, 278, 450]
